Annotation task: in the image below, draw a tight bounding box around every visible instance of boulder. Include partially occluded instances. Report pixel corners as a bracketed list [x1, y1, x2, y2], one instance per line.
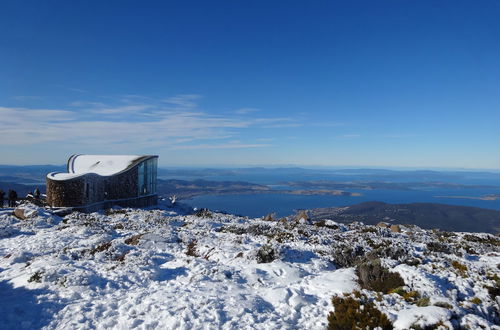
[377, 222, 389, 228]
[390, 224, 401, 233]
[13, 207, 38, 220]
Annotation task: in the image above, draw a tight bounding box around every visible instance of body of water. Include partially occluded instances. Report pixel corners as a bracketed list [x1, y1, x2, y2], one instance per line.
[184, 188, 500, 218]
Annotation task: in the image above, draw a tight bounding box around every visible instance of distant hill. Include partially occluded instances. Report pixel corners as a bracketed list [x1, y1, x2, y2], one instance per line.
[0, 182, 41, 197]
[156, 179, 270, 199]
[308, 201, 500, 234]
[0, 165, 65, 184]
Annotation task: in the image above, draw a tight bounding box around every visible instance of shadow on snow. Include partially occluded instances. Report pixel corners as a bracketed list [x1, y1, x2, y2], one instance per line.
[0, 280, 64, 329]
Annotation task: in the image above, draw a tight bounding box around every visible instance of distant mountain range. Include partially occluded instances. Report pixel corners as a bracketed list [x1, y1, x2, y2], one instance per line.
[1, 165, 499, 233]
[307, 201, 500, 234]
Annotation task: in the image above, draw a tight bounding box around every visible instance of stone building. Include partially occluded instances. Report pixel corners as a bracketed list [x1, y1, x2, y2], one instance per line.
[46, 155, 158, 212]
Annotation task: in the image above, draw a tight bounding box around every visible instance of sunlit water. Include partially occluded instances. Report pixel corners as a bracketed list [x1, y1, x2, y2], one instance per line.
[184, 188, 500, 218]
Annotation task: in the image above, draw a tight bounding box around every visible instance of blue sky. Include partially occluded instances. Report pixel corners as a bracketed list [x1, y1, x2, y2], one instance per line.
[1, 1, 499, 169]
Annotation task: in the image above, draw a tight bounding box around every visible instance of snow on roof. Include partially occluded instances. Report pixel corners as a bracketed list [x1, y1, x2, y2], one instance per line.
[48, 155, 153, 181]
[69, 155, 143, 175]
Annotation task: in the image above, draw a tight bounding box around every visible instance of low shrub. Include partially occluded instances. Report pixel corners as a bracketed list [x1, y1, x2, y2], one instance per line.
[485, 284, 500, 300]
[314, 220, 339, 230]
[186, 240, 199, 257]
[451, 261, 468, 277]
[256, 244, 278, 263]
[195, 208, 213, 218]
[331, 245, 366, 268]
[470, 297, 482, 305]
[391, 287, 422, 303]
[433, 301, 452, 309]
[125, 234, 143, 245]
[463, 234, 500, 247]
[404, 258, 421, 266]
[360, 227, 378, 233]
[327, 293, 393, 330]
[410, 321, 448, 330]
[90, 241, 112, 255]
[416, 297, 430, 307]
[114, 251, 129, 262]
[389, 287, 406, 296]
[28, 271, 43, 283]
[220, 224, 273, 236]
[427, 242, 450, 253]
[270, 231, 294, 243]
[356, 259, 405, 293]
[104, 208, 128, 215]
[402, 290, 420, 302]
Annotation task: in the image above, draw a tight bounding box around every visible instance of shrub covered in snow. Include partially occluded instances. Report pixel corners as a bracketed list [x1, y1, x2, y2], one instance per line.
[255, 244, 278, 263]
[356, 259, 405, 293]
[0, 203, 499, 329]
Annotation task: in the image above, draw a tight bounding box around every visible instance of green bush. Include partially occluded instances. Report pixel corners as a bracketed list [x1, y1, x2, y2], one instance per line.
[327, 293, 393, 330]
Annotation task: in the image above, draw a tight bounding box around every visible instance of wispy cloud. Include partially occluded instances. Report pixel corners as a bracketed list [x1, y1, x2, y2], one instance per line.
[67, 87, 88, 93]
[93, 104, 154, 115]
[162, 94, 202, 108]
[234, 108, 260, 115]
[0, 94, 293, 150]
[340, 134, 361, 138]
[172, 142, 272, 150]
[11, 95, 43, 101]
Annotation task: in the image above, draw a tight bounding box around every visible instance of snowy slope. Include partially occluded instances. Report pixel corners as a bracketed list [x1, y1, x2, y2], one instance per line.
[0, 203, 499, 329]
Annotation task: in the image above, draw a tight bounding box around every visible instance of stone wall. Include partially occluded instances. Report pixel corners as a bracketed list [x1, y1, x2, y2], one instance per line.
[46, 177, 86, 207]
[105, 167, 139, 200]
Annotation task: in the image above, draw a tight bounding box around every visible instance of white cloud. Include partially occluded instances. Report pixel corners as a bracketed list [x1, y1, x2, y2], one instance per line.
[0, 95, 293, 150]
[0, 94, 301, 152]
[11, 95, 43, 101]
[172, 142, 272, 150]
[93, 104, 154, 114]
[67, 87, 88, 93]
[162, 94, 202, 108]
[233, 108, 260, 115]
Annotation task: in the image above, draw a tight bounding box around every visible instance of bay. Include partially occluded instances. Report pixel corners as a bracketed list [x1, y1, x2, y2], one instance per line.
[184, 188, 500, 218]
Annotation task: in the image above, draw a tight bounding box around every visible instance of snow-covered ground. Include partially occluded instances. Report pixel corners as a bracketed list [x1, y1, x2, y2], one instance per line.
[0, 203, 499, 329]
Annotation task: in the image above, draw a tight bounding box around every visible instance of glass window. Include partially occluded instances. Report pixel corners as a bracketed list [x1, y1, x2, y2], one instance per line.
[138, 158, 157, 196]
[138, 162, 144, 195]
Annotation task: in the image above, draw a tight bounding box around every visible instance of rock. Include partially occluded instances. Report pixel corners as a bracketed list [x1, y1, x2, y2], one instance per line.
[390, 224, 401, 233]
[263, 213, 275, 221]
[377, 222, 389, 228]
[13, 207, 38, 220]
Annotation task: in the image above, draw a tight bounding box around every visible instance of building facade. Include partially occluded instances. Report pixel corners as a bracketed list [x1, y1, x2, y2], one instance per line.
[46, 155, 158, 212]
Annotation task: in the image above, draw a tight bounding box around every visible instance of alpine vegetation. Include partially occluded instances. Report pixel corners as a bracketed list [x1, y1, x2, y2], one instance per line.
[0, 202, 499, 329]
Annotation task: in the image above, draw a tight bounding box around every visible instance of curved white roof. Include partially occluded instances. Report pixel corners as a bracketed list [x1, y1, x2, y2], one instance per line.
[47, 155, 155, 181]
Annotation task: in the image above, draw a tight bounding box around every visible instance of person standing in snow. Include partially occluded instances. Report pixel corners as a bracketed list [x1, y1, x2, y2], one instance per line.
[0, 189, 4, 208]
[8, 189, 17, 207]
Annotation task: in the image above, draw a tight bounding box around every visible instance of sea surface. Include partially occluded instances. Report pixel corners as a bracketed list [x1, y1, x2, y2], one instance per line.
[184, 188, 500, 218]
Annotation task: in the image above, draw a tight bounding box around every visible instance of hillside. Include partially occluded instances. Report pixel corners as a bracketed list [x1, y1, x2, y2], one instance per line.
[308, 201, 500, 234]
[0, 203, 499, 329]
